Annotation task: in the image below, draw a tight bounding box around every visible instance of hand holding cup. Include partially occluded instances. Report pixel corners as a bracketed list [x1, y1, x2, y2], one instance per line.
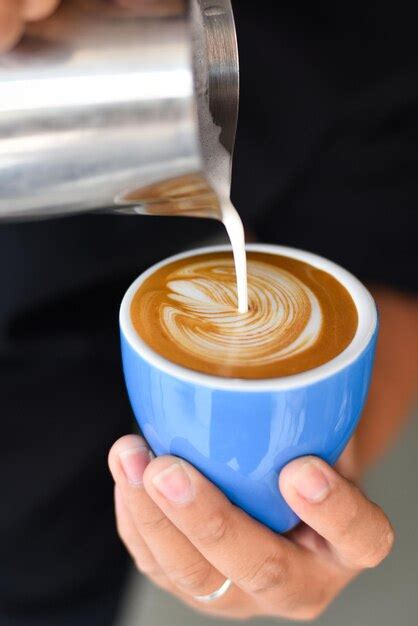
[108, 435, 394, 620]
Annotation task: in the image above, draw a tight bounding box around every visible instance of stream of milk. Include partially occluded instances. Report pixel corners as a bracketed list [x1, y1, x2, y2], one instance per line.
[220, 198, 248, 314]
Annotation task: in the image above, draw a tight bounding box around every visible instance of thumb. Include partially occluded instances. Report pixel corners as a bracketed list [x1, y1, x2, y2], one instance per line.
[279, 456, 394, 570]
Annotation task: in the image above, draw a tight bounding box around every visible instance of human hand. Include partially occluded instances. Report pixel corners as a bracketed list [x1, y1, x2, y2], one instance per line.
[0, 0, 60, 51]
[108, 435, 394, 620]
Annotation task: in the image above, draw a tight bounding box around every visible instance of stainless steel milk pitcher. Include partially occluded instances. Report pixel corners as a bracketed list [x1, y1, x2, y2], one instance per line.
[0, 0, 238, 220]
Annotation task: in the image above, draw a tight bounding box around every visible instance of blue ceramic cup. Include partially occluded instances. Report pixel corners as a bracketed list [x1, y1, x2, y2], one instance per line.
[120, 244, 378, 532]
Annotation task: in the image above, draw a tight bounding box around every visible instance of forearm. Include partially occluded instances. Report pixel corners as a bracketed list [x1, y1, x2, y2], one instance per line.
[356, 287, 418, 471]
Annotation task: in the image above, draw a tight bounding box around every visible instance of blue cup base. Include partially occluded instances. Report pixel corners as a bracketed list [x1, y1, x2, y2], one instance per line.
[122, 330, 377, 533]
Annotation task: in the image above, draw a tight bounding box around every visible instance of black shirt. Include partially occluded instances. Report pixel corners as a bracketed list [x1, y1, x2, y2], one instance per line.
[233, 0, 417, 291]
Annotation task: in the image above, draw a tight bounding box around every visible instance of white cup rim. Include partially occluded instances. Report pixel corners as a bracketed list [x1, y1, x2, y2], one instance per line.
[120, 244, 377, 391]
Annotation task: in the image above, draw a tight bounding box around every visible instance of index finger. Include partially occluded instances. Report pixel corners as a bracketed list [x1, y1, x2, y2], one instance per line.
[143, 456, 325, 612]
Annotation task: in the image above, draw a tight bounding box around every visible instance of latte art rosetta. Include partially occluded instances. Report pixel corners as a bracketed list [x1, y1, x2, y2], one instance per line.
[162, 260, 322, 367]
[131, 251, 358, 378]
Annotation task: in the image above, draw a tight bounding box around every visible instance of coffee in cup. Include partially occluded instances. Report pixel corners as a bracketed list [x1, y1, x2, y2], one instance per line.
[130, 250, 358, 379]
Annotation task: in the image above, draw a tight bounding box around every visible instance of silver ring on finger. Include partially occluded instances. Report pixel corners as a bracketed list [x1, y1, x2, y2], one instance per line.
[193, 578, 232, 603]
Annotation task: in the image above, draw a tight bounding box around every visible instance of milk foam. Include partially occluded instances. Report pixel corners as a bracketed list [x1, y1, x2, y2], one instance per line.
[161, 258, 322, 367]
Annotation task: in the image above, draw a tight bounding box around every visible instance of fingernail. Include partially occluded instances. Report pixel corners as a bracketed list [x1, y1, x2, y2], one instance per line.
[152, 462, 194, 504]
[290, 460, 331, 503]
[119, 445, 151, 486]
